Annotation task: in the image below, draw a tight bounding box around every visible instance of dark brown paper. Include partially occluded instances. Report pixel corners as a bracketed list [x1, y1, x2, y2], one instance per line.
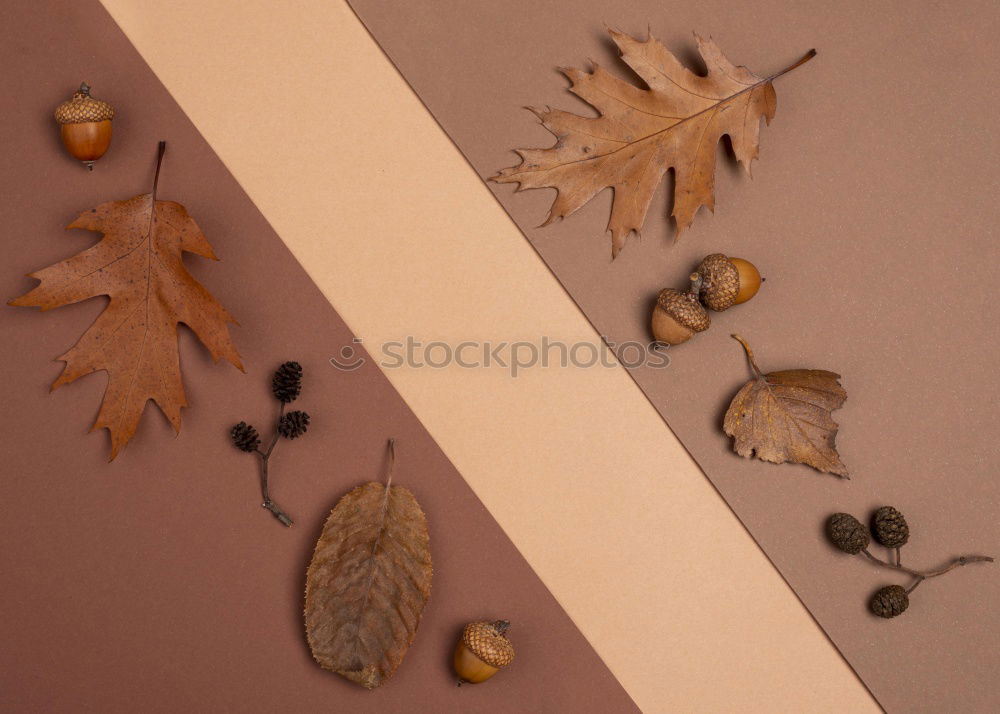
[347, 0, 1000, 710]
[0, 2, 637, 711]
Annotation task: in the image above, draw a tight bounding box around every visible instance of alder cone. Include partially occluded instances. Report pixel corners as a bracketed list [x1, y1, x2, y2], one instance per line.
[304, 481, 432, 689]
[872, 506, 910, 548]
[871, 585, 909, 618]
[827, 513, 869, 554]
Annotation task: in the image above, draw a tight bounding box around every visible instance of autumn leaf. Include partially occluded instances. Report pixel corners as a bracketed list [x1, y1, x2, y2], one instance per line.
[304, 440, 433, 689]
[493, 29, 815, 257]
[9, 143, 242, 459]
[724, 335, 848, 477]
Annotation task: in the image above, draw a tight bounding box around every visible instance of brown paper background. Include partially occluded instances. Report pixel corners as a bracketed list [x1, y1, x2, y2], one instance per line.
[93, 0, 879, 709]
[0, 2, 639, 711]
[347, 0, 1000, 711]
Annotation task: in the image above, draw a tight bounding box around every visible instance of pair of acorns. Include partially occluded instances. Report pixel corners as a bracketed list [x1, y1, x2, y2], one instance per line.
[651, 254, 761, 345]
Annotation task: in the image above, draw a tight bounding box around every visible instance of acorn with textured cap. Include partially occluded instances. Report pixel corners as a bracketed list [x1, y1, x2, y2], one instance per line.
[454, 620, 515, 684]
[693, 253, 761, 311]
[872, 506, 910, 548]
[651, 286, 710, 345]
[827, 512, 870, 555]
[54, 82, 114, 170]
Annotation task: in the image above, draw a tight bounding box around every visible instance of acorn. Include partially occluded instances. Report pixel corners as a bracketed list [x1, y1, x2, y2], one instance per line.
[693, 254, 761, 311]
[651, 286, 710, 345]
[453, 620, 515, 684]
[54, 82, 114, 170]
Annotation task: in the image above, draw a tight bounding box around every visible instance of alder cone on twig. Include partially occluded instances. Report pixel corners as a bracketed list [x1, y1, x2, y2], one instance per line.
[278, 410, 310, 439]
[870, 585, 909, 618]
[304, 481, 432, 689]
[230, 422, 260, 453]
[272, 361, 303, 403]
[872, 506, 909, 548]
[827, 513, 869, 554]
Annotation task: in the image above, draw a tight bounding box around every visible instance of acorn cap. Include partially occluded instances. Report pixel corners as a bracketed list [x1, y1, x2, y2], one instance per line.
[54, 83, 115, 124]
[695, 254, 740, 311]
[827, 512, 870, 554]
[462, 621, 515, 668]
[870, 584, 909, 618]
[656, 289, 710, 333]
[872, 506, 909, 548]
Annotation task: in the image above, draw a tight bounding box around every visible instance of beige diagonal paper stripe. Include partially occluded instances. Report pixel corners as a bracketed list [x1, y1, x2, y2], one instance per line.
[100, 1, 877, 711]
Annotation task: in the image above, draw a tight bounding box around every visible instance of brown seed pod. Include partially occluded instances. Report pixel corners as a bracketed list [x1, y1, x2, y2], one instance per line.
[872, 506, 910, 548]
[870, 584, 909, 618]
[54, 82, 114, 170]
[694, 254, 761, 310]
[454, 620, 515, 684]
[651, 288, 710, 345]
[827, 513, 870, 555]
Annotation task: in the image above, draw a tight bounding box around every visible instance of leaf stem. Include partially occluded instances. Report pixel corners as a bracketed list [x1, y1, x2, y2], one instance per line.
[385, 438, 396, 489]
[769, 49, 817, 82]
[861, 547, 992, 580]
[152, 141, 166, 202]
[731, 334, 764, 380]
[256, 402, 292, 527]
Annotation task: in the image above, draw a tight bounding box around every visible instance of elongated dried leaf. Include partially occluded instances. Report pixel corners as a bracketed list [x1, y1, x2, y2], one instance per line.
[494, 29, 815, 257]
[304, 468, 432, 689]
[724, 336, 848, 477]
[9, 144, 242, 458]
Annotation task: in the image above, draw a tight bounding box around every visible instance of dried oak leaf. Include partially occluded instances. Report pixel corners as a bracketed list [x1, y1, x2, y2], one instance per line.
[304, 445, 432, 689]
[724, 335, 848, 477]
[493, 30, 815, 257]
[8, 143, 242, 459]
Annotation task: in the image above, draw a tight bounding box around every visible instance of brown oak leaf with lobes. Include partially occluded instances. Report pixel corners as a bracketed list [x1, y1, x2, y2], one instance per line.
[724, 335, 848, 477]
[9, 143, 242, 459]
[493, 30, 816, 257]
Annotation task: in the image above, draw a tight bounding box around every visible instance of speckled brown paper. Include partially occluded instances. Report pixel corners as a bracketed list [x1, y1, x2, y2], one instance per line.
[347, 0, 1000, 710]
[0, 2, 638, 711]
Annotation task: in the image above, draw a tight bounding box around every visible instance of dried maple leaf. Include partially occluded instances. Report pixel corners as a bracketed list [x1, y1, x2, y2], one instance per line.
[304, 440, 433, 689]
[9, 143, 242, 459]
[724, 335, 848, 478]
[493, 30, 815, 257]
